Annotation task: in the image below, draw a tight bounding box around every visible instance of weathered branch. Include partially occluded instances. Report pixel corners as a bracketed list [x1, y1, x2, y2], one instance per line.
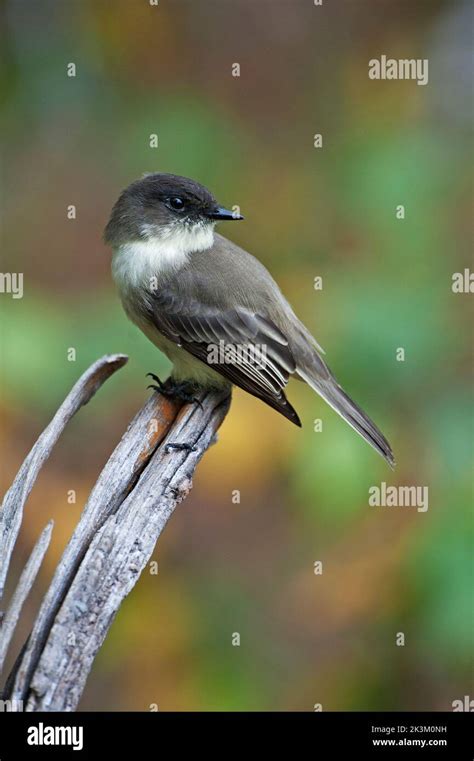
[0, 354, 128, 602]
[0, 355, 230, 711]
[0, 521, 53, 678]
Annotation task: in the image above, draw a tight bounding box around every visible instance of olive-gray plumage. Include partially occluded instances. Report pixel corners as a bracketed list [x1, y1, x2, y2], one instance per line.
[106, 173, 394, 467]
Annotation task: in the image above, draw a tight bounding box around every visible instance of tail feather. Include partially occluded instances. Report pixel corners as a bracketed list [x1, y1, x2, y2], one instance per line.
[297, 368, 395, 468]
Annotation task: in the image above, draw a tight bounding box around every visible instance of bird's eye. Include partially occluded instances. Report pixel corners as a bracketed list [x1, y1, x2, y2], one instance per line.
[168, 197, 185, 211]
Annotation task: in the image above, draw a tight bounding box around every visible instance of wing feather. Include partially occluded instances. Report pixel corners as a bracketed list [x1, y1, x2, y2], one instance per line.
[146, 291, 301, 425]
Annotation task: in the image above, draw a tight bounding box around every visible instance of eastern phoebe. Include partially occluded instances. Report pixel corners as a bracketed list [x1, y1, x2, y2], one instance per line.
[105, 173, 394, 467]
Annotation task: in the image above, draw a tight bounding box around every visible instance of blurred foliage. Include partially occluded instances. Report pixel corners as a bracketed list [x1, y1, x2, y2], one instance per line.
[0, 0, 472, 710]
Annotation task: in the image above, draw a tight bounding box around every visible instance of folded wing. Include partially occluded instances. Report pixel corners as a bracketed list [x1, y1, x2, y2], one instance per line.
[146, 290, 301, 426]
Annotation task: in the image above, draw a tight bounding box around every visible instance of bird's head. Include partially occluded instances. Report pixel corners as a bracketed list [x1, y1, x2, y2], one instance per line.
[104, 173, 243, 249]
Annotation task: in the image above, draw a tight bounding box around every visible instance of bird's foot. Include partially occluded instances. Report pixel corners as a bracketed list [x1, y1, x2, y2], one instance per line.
[146, 372, 167, 392]
[164, 442, 197, 454]
[146, 374, 203, 408]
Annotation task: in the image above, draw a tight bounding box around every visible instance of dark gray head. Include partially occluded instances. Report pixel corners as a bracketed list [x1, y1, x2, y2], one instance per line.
[104, 173, 243, 246]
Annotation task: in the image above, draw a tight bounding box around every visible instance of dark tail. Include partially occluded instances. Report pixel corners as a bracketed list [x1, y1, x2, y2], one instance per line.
[297, 368, 395, 468]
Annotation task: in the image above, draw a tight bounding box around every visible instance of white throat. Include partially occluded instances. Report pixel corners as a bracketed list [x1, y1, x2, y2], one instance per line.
[112, 222, 215, 292]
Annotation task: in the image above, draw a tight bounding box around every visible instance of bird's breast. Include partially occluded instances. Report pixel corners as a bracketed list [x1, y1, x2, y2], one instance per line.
[111, 239, 187, 295]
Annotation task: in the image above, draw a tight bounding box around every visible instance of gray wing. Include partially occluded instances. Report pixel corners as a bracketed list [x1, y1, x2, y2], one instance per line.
[145, 289, 302, 426]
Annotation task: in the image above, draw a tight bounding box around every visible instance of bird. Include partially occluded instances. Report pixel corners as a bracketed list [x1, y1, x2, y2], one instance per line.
[104, 173, 394, 467]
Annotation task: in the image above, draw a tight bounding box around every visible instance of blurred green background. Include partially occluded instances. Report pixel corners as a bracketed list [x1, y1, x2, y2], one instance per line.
[1, 0, 472, 710]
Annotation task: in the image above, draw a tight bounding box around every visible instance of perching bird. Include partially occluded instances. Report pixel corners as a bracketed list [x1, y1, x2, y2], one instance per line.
[105, 173, 394, 467]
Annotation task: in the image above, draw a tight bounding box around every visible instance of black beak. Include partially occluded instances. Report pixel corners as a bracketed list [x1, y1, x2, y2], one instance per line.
[208, 206, 244, 221]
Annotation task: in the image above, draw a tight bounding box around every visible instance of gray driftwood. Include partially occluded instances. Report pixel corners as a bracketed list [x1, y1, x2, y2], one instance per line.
[0, 354, 230, 711]
[0, 521, 53, 679]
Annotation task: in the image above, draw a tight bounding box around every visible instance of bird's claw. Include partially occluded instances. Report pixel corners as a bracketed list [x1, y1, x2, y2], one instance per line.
[184, 395, 204, 409]
[164, 442, 197, 454]
[146, 374, 203, 408]
[146, 372, 165, 390]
